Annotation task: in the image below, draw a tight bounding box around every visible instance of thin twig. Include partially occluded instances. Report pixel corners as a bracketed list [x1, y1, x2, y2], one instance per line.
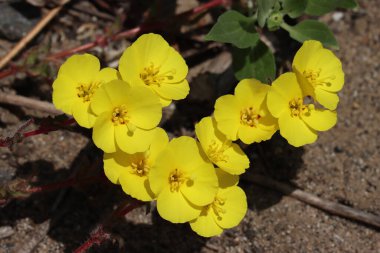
[0, 0, 70, 69]
[0, 92, 61, 114]
[244, 174, 380, 228]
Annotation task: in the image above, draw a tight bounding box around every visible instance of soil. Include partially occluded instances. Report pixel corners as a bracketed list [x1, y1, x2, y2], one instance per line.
[0, 0, 379, 253]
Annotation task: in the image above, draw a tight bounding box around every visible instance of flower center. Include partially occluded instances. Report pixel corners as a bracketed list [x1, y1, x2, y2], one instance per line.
[131, 158, 149, 177]
[240, 107, 261, 127]
[303, 69, 335, 87]
[289, 98, 310, 117]
[112, 104, 129, 125]
[168, 169, 187, 192]
[207, 140, 229, 163]
[76, 82, 100, 102]
[140, 63, 175, 86]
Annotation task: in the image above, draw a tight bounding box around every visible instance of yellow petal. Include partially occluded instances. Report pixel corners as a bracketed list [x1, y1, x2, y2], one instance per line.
[238, 125, 276, 144]
[52, 75, 79, 114]
[278, 112, 317, 147]
[213, 186, 247, 229]
[214, 95, 241, 140]
[72, 100, 96, 128]
[148, 128, 169, 163]
[314, 87, 339, 110]
[92, 112, 116, 153]
[195, 116, 215, 152]
[158, 47, 188, 83]
[94, 67, 120, 83]
[91, 80, 129, 116]
[103, 151, 130, 184]
[180, 162, 218, 206]
[114, 125, 155, 154]
[302, 109, 337, 131]
[216, 144, 249, 175]
[190, 209, 224, 237]
[234, 79, 270, 109]
[292, 40, 323, 73]
[58, 54, 100, 83]
[119, 171, 155, 201]
[215, 168, 239, 188]
[126, 85, 162, 129]
[156, 186, 201, 223]
[151, 79, 189, 101]
[149, 145, 177, 195]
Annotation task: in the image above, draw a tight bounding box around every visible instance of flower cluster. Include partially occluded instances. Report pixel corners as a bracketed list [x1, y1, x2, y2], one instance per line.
[52, 36, 344, 238]
[215, 40, 344, 147]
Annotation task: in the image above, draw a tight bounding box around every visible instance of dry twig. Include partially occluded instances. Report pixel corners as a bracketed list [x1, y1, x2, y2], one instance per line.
[244, 174, 380, 228]
[0, 92, 61, 114]
[0, 0, 70, 69]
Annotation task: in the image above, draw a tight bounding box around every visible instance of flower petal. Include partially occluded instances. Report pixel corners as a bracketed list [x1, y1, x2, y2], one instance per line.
[72, 100, 96, 128]
[151, 79, 190, 101]
[213, 186, 247, 229]
[94, 67, 120, 84]
[238, 125, 275, 144]
[58, 54, 100, 83]
[234, 79, 270, 109]
[114, 125, 155, 154]
[215, 168, 239, 188]
[103, 151, 130, 184]
[278, 112, 317, 147]
[52, 75, 79, 114]
[148, 128, 169, 162]
[190, 209, 224, 237]
[216, 144, 249, 175]
[314, 87, 339, 110]
[92, 112, 116, 153]
[119, 171, 155, 201]
[126, 86, 162, 129]
[214, 95, 241, 140]
[156, 186, 201, 223]
[292, 40, 323, 73]
[180, 162, 218, 206]
[302, 109, 337, 131]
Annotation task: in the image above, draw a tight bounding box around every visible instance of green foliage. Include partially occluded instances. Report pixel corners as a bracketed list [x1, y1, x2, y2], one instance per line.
[281, 20, 338, 49]
[232, 41, 276, 82]
[305, 0, 357, 16]
[205, 10, 259, 49]
[281, 0, 308, 18]
[257, 0, 277, 27]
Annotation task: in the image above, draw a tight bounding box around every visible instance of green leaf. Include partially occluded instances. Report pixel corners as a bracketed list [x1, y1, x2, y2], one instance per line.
[305, 0, 357, 16]
[281, 0, 308, 18]
[257, 0, 277, 27]
[281, 20, 338, 49]
[205, 10, 259, 49]
[232, 41, 276, 82]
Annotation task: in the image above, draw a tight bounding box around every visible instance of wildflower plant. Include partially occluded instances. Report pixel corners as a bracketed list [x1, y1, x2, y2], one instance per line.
[5, 1, 352, 250]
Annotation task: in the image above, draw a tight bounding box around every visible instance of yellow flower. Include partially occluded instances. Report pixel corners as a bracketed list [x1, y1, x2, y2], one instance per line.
[189, 170, 247, 237]
[119, 33, 189, 106]
[214, 79, 278, 144]
[292, 40, 344, 110]
[103, 128, 168, 201]
[267, 72, 337, 147]
[52, 54, 119, 128]
[90, 79, 162, 153]
[195, 116, 249, 175]
[149, 136, 218, 223]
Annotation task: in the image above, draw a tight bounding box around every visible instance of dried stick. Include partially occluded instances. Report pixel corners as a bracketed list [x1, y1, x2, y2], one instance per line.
[0, 0, 70, 69]
[244, 174, 380, 228]
[0, 92, 61, 115]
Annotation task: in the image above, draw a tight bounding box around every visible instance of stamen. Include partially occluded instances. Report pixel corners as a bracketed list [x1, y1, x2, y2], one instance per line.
[168, 169, 187, 192]
[131, 158, 150, 177]
[240, 106, 261, 127]
[207, 140, 229, 163]
[212, 196, 226, 221]
[289, 98, 310, 117]
[303, 69, 336, 87]
[111, 104, 130, 125]
[140, 63, 176, 86]
[76, 82, 100, 102]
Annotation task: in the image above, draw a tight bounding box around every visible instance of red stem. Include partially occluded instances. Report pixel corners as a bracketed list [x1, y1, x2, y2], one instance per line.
[22, 117, 76, 138]
[27, 174, 105, 193]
